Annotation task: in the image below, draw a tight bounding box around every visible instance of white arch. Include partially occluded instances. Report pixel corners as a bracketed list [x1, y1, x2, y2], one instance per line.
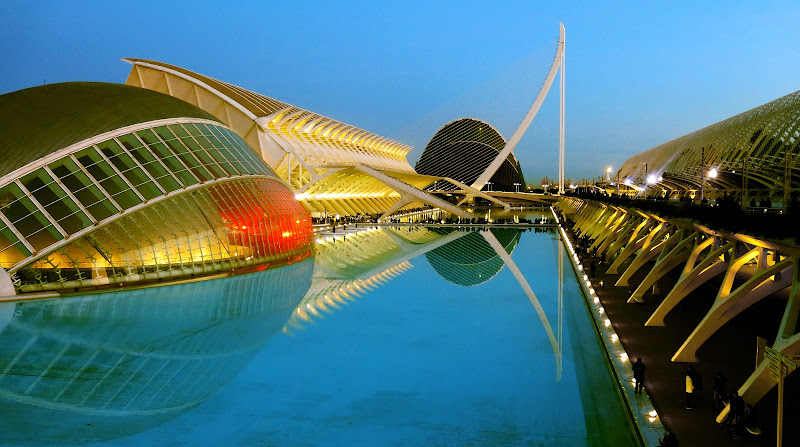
[468, 23, 566, 194]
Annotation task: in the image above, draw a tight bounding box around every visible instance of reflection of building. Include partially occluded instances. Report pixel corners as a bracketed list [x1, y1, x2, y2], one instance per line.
[0, 82, 313, 293]
[618, 90, 800, 202]
[415, 119, 526, 192]
[287, 225, 560, 379]
[425, 228, 522, 286]
[123, 59, 473, 219]
[287, 226, 466, 329]
[0, 258, 313, 445]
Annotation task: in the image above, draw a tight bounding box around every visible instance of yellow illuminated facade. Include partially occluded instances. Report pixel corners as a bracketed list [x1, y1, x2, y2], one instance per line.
[0, 82, 313, 294]
[124, 58, 473, 219]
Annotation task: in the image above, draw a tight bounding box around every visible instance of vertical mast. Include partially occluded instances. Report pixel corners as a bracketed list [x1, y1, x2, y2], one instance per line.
[558, 23, 566, 195]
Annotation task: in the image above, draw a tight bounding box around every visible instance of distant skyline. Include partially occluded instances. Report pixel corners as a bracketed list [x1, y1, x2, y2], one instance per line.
[2, 0, 799, 183]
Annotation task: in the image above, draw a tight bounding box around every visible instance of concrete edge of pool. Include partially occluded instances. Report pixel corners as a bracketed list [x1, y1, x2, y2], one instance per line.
[552, 207, 667, 447]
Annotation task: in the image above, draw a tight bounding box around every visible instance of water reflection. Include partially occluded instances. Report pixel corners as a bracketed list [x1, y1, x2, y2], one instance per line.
[0, 258, 313, 446]
[425, 228, 521, 286]
[0, 223, 568, 445]
[290, 225, 562, 379]
[287, 227, 469, 330]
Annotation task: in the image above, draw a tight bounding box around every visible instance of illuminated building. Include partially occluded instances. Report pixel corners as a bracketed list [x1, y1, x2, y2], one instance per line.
[0, 82, 313, 294]
[123, 58, 473, 219]
[415, 118, 526, 192]
[617, 89, 800, 203]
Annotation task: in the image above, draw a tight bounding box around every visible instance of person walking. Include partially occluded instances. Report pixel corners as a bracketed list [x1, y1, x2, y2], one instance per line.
[632, 358, 646, 394]
[712, 371, 727, 411]
[685, 365, 696, 409]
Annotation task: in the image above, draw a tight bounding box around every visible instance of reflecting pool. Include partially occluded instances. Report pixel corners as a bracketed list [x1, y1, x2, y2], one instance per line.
[0, 222, 637, 446]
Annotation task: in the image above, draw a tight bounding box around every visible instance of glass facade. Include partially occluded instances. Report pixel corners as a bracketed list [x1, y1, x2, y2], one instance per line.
[0, 120, 313, 292]
[16, 178, 312, 292]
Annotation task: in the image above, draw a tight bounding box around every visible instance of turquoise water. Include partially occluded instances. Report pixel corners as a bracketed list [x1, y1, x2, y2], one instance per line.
[0, 224, 636, 446]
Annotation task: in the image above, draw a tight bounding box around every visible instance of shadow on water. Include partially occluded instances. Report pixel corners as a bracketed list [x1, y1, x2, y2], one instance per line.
[0, 258, 314, 446]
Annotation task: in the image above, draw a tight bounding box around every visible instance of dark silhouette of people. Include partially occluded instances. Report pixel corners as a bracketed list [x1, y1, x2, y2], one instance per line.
[659, 430, 678, 447]
[712, 371, 727, 411]
[730, 392, 745, 438]
[632, 358, 646, 394]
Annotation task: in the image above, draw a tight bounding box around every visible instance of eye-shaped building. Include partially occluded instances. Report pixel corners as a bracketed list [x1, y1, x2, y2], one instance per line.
[0, 82, 313, 294]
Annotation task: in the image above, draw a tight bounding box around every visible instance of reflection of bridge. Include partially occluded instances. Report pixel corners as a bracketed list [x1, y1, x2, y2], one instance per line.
[286, 225, 563, 379]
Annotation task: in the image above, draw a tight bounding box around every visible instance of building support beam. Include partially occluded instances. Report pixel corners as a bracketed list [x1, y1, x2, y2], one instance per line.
[628, 230, 698, 303]
[672, 256, 794, 362]
[616, 223, 671, 286]
[718, 261, 800, 419]
[645, 238, 734, 326]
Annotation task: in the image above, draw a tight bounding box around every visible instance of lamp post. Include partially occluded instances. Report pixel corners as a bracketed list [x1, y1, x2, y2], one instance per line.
[487, 181, 493, 192]
[514, 182, 520, 193]
[700, 146, 705, 202]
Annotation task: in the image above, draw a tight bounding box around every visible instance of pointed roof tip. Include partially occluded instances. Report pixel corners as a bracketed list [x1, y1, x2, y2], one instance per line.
[120, 57, 134, 64]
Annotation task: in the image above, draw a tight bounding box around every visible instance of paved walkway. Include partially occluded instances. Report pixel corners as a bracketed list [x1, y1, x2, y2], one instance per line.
[564, 227, 799, 446]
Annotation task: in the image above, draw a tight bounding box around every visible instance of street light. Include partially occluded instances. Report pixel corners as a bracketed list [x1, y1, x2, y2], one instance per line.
[487, 181, 493, 192]
[513, 182, 521, 193]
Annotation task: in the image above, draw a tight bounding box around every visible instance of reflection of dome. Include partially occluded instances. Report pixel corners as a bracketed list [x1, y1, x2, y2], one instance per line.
[425, 228, 522, 286]
[414, 118, 525, 191]
[0, 258, 313, 446]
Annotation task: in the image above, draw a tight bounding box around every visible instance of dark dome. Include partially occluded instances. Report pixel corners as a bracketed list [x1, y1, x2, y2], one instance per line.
[425, 228, 522, 286]
[415, 118, 525, 191]
[0, 82, 219, 178]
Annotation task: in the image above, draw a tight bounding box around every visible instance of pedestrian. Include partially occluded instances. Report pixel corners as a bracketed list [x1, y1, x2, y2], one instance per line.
[659, 431, 678, 447]
[685, 365, 696, 409]
[632, 358, 646, 394]
[712, 371, 727, 411]
[732, 393, 745, 433]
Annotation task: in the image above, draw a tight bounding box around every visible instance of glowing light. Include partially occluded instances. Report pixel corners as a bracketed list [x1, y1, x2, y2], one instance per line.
[598, 307, 605, 314]
[282, 232, 292, 237]
[649, 417, 656, 423]
[589, 288, 595, 295]
[593, 297, 599, 304]
[611, 334, 618, 342]
[604, 319, 611, 327]
[708, 168, 718, 178]
[607, 167, 612, 173]
[647, 174, 657, 184]
[583, 274, 588, 280]
[649, 410, 657, 417]
[620, 353, 628, 362]
[624, 178, 632, 186]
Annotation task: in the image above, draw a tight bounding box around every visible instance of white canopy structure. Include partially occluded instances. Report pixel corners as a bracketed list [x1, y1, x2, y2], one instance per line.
[123, 58, 473, 219]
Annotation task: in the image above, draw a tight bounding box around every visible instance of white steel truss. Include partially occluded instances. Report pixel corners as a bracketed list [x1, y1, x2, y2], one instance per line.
[124, 58, 468, 218]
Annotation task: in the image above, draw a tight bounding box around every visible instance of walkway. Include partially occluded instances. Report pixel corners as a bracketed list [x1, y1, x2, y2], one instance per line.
[563, 226, 799, 446]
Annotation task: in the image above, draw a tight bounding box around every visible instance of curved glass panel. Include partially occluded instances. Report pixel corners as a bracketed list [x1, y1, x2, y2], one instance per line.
[0, 120, 287, 276]
[15, 178, 313, 293]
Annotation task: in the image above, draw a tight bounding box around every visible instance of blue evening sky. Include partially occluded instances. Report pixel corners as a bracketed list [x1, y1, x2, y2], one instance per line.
[2, 0, 799, 184]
